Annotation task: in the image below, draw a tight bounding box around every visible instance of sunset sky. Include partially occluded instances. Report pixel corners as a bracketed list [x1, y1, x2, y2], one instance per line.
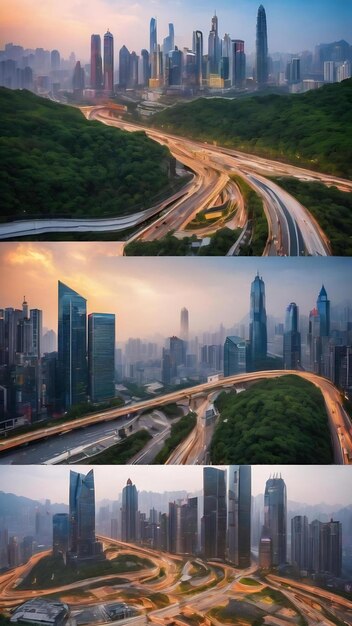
[1, 0, 351, 60]
[0, 243, 351, 341]
[0, 465, 351, 506]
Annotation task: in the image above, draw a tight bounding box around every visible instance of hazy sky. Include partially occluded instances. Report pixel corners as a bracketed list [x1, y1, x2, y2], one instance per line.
[1, 0, 351, 60]
[0, 465, 351, 506]
[0, 243, 351, 341]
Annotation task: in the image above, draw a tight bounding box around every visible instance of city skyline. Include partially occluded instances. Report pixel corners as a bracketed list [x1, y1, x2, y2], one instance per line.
[0, 244, 351, 341]
[0, 465, 351, 506]
[1, 0, 351, 60]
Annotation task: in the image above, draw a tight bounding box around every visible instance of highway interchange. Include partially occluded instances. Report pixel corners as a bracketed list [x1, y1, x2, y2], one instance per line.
[0, 538, 351, 626]
[0, 371, 351, 466]
[1, 104, 351, 255]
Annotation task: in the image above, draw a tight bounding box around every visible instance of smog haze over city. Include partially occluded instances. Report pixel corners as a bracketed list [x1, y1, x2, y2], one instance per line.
[0, 244, 351, 341]
[1, 0, 351, 59]
[0, 465, 351, 506]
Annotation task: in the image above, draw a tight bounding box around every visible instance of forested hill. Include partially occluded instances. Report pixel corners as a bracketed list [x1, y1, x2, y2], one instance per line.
[0, 88, 172, 220]
[150, 79, 352, 178]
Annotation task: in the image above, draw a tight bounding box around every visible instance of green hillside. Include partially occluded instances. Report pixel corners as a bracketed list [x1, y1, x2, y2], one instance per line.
[150, 79, 352, 178]
[0, 87, 173, 220]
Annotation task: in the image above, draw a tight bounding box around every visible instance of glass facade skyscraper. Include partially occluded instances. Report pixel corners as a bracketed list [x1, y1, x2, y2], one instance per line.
[291, 515, 308, 571]
[103, 30, 114, 93]
[227, 465, 251, 568]
[256, 5, 268, 87]
[88, 313, 115, 403]
[317, 285, 330, 337]
[58, 281, 87, 409]
[150, 18, 158, 79]
[283, 302, 301, 369]
[69, 470, 100, 560]
[90, 34, 102, 89]
[249, 273, 267, 369]
[202, 467, 226, 559]
[264, 476, 287, 566]
[180, 307, 189, 342]
[121, 479, 138, 542]
[224, 336, 247, 376]
[53, 513, 69, 558]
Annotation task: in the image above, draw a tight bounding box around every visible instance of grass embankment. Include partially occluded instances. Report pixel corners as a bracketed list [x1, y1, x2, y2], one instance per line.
[231, 175, 268, 255]
[150, 79, 352, 178]
[272, 177, 352, 256]
[152, 413, 197, 463]
[81, 430, 152, 464]
[18, 553, 154, 590]
[0, 87, 174, 220]
[211, 375, 333, 464]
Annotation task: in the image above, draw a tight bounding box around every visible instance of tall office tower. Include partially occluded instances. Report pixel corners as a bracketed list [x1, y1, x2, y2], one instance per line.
[166, 47, 183, 86]
[286, 58, 300, 84]
[291, 515, 308, 571]
[103, 30, 114, 93]
[0, 529, 9, 569]
[121, 478, 138, 542]
[256, 5, 268, 87]
[249, 273, 267, 369]
[208, 13, 220, 74]
[51, 49, 60, 71]
[119, 45, 131, 88]
[58, 281, 87, 409]
[4, 308, 22, 365]
[150, 17, 158, 78]
[69, 470, 101, 560]
[140, 49, 150, 86]
[163, 23, 175, 56]
[90, 34, 102, 89]
[231, 40, 246, 88]
[317, 285, 330, 337]
[30, 309, 42, 358]
[283, 302, 301, 369]
[192, 31, 203, 87]
[88, 313, 115, 403]
[129, 52, 139, 87]
[227, 466, 251, 568]
[169, 336, 186, 366]
[180, 307, 189, 342]
[309, 519, 342, 577]
[223, 336, 247, 376]
[264, 476, 287, 566]
[52, 513, 69, 558]
[202, 467, 227, 559]
[308, 307, 320, 372]
[173, 497, 198, 555]
[72, 61, 85, 91]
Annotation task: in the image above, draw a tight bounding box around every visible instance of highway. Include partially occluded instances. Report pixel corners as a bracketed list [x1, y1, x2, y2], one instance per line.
[1, 371, 351, 465]
[2, 104, 351, 254]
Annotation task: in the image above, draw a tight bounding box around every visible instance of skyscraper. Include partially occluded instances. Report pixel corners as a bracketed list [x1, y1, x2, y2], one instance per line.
[249, 273, 267, 369]
[202, 467, 227, 559]
[103, 30, 114, 93]
[283, 302, 301, 369]
[53, 513, 69, 558]
[58, 281, 87, 409]
[72, 61, 85, 92]
[291, 515, 308, 571]
[69, 470, 102, 560]
[208, 13, 220, 75]
[180, 307, 189, 342]
[227, 466, 251, 568]
[308, 518, 342, 577]
[264, 476, 287, 566]
[119, 45, 131, 88]
[163, 23, 175, 57]
[88, 313, 115, 403]
[30, 308, 42, 359]
[150, 18, 158, 79]
[224, 336, 247, 376]
[90, 34, 102, 90]
[121, 479, 138, 542]
[231, 40, 246, 88]
[317, 285, 330, 337]
[193, 30, 203, 86]
[256, 5, 268, 87]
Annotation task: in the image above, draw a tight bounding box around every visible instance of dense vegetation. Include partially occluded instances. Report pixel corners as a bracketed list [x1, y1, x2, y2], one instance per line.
[232, 175, 268, 255]
[152, 412, 197, 463]
[211, 376, 333, 464]
[18, 553, 153, 590]
[151, 79, 352, 178]
[198, 227, 241, 255]
[0, 87, 173, 220]
[272, 177, 352, 256]
[82, 430, 152, 464]
[125, 228, 241, 256]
